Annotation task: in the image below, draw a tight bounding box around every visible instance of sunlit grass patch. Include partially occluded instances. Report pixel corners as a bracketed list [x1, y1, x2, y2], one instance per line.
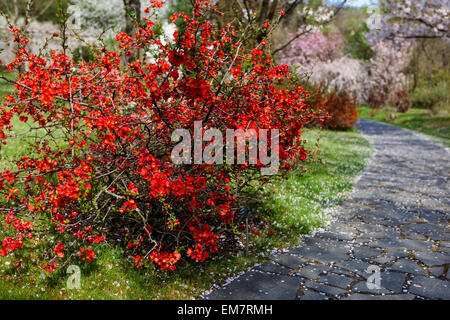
[358, 106, 450, 146]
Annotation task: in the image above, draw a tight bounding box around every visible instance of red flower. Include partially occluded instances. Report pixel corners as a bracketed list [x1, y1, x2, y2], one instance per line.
[78, 247, 96, 263]
[150, 0, 164, 8]
[54, 242, 65, 258]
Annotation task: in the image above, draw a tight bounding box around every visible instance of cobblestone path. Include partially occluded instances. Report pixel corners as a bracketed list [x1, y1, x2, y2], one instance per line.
[204, 119, 450, 300]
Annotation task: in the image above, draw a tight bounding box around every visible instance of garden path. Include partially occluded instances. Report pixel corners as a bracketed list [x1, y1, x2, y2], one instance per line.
[204, 119, 450, 300]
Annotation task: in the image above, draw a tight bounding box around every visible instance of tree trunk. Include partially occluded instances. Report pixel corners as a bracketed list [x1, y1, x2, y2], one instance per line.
[122, 0, 141, 62]
[123, 0, 141, 35]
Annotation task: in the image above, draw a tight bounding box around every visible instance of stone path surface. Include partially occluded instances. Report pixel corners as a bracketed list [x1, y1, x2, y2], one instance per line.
[204, 119, 450, 300]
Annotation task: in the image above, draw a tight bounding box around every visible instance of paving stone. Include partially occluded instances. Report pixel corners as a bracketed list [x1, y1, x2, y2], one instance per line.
[303, 281, 347, 296]
[437, 246, 450, 254]
[413, 252, 450, 266]
[357, 231, 400, 240]
[408, 276, 450, 300]
[397, 239, 434, 251]
[353, 223, 386, 233]
[378, 219, 410, 227]
[381, 271, 407, 293]
[205, 271, 301, 300]
[401, 223, 449, 235]
[389, 259, 427, 276]
[334, 260, 374, 279]
[353, 246, 384, 259]
[297, 289, 329, 300]
[301, 237, 337, 249]
[369, 239, 432, 251]
[342, 293, 415, 300]
[368, 239, 405, 250]
[307, 238, 353, 251]
[253, 261, 291, 275]
[269, 254, 306, 269]
[418, 210, 445, 223]
[290, 246, 349, 263]
[319, 273, 354, 289]
[372, 254, 397, 265]
[428, 233, 450, 241]
[332, 267, 356, 277]
[294, 264, 329, 279]
[385, 248, 409, 258]
[403, 233, 428, 240]
[326, 222, 358, 236]
[351, 281, 391, 294]
[316, 231, 354, 241]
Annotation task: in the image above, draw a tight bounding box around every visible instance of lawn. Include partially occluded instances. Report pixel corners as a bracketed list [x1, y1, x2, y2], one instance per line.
[358, 106, 450, 146]
[0, 71, 14, 98]
[0, 125, 371, 299]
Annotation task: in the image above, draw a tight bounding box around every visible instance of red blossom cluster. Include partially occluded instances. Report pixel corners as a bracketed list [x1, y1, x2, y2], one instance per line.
[306, 84, 358, 130]
[78, 247, 96, 263]
[0, 1, 323, 271]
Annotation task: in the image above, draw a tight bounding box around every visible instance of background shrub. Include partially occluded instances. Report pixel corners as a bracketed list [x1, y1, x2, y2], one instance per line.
[392, 89, 412, 113]
[306, 83, 359, 130]
[411, 77, 449, 113]
[368, 89, 386, 110]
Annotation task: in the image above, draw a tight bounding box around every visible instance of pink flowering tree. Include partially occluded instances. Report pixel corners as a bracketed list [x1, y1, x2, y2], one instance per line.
[368, 39, 413, 111]
[279, 30, 344, 66]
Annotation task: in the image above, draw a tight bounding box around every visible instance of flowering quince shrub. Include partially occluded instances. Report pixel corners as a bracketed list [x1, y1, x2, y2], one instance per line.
[305, 83, 358, 130]
[0, 1, 323, 272]
[279, 30, 344, 66]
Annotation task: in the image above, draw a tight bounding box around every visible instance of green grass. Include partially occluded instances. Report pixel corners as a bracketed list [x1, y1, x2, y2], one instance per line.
[0, 127, 372, 299]
[358, 106, 450, 146]
[0, 71, 14, 97]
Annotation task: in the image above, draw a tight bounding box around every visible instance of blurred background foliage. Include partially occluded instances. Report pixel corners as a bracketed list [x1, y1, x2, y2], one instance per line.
[1, 0, 448, 122]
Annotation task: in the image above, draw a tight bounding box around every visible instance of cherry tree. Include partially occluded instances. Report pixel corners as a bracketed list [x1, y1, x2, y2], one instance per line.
[371, 39, 412, 89]
[68, 0, 126, 33]
[368, 0, 449, 42]
[368, 38, 413, 111]
[279, 30, 344, 65]
[305, 55, 374, 103]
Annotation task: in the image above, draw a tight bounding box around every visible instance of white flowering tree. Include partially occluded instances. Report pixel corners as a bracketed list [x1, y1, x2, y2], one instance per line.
[368, 0, 449, 42]
[68, 0, 171, 34]
[68, 0, 126, 33]
[370, 39, 412, 93]
[301, 55, 374, 103]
